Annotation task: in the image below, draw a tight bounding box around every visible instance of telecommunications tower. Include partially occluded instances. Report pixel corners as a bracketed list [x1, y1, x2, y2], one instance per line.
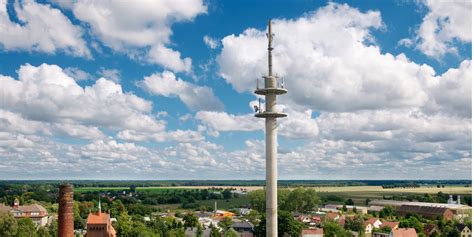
[254, 20, 287, 237]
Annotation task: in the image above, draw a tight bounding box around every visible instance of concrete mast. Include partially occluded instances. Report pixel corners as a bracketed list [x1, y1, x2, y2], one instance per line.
[255, 19, 287, 237]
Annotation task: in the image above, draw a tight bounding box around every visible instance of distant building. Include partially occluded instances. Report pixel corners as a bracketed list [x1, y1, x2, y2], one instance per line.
[363, 218, 382, 234]
[380, 221, 399, 231]
[423, 224, 439, 237]
[86, 204, 116, 237]
[396, 205, 453, 220]
[0, 198, 48, 227]
[368, 200, 471, 218]
[389, 228, 417, 237]
[456, 224, 472, 237]
[215, 210, 235, 217]
[301, 228, 324, 237]
[231, 221, 254, 236]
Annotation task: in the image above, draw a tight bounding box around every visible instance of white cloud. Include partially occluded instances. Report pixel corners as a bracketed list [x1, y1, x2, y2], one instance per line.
[139, 71, 224, 111]
[55, 0, 207, 72]
[64, 67, 92, 81]
[196, 111, 261, 132]
[203, 35, 219, 49]
[0, 63, 165, 133]
[218, 3, 437, 112]
[0, 0, 90, 57]
[410, 0, 472, 58]
[195, 108, 319, 139]
[98, 68, 121, 83]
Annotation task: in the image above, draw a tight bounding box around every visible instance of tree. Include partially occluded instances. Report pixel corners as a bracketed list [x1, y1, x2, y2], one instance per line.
[196, 224, 204, 237]
[399, 216, 423, 233]
[224, 228, 240, 237]
[210, 223, 221, 237]
[0, 213, 18, 237]
[342, 204, 347, 212]
[222, 189, 232, 199]
[246, 210, 261, 226]
[379, 206, 395, 219]
[183, 213, 199, 229]
[323, 221, 351, 237]
[344, 216, 364, 234]
[16, 218, 36, 237]
[281, 188, 319, 213]
[278, 211, 303, 237]
[219, 217, 233, 232]
[249, 190, 266, 213]
[116, 212, 133, 236]
[344, 198, 354, 206]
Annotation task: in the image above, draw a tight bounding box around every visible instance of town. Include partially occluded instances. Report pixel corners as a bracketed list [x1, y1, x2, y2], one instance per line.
[0, 181, 471, 237]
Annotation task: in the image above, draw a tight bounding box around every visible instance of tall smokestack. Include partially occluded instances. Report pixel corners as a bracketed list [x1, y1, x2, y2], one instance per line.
[58, 184, 74, 237]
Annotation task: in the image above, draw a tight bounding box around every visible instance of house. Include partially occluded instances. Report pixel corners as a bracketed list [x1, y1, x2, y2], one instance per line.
[325, 212, 340, 222]
[0, 199, 48, 227]
[456, 224, 472, 237]
[396, 205, 453, 220]
[297, 215, 311, 223]
[389, 228, 417, 237]
[423, 224, 439, 237]
[301, 228, 323, 237]
[231, 221, 254, 234]
[363, 218, 382, 234]
[380, 221, 399, 231]
[366, 218, 382, 228]
[86, 206, 116, 237]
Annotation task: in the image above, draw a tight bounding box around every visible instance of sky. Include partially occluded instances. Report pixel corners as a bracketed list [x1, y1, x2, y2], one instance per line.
[0, 0, 471, 180]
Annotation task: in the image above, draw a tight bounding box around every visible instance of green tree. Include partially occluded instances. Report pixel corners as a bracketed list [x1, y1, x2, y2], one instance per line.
[116, 212, 133, 236]
[344, 198, 354, 206]
[219, 217, 233, 232]
[183, 213, 199, 229]
[73, 202, 85, 229]
[344, 216, 364, 234]
[249, 190, 266, 213]
[281, 188, 319, 213]
[399, 216, 423, 233]
[224, 228, 240, 237]
[379, 206, 395, 219]
[278, 211, 303, 237]
[210, 223, 221, 237]
[323, 221, 351, 237]
[196, 224, 204, 237]
[16, 218, 36, 237]
[0, 213, 18, 237]
[222, 189, 232, 199]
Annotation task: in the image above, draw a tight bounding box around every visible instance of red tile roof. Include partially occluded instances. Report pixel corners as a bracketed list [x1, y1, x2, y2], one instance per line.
[87, 211, 110, 224]
[392, 228, 417, 237]
[302, 228, 323, 235]
[381, 221, 399, 229]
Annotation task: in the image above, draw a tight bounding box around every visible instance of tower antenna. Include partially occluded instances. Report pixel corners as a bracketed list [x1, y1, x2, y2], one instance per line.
[254, 19, 288, 237]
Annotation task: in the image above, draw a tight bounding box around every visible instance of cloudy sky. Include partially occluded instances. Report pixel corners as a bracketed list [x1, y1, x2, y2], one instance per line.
[0, 0, 471, 180]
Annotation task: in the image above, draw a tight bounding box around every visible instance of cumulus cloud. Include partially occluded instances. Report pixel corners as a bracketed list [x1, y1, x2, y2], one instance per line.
[55, 0, 207, 72]
[203, 35, 219, 49]
[217, 3, 438, 112]
[139, 71, 224, 111]
[405, 0, 472, 58]
[0, 63, 165, 133]
[195, 108, 319, 139]
[0, 0, 90, 57]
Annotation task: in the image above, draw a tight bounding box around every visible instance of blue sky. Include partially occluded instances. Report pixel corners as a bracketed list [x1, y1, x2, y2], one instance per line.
[0, 0, 471, 180]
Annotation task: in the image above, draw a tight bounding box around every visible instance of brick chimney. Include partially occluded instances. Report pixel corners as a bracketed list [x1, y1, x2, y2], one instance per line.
[58, 184, 74, 237]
